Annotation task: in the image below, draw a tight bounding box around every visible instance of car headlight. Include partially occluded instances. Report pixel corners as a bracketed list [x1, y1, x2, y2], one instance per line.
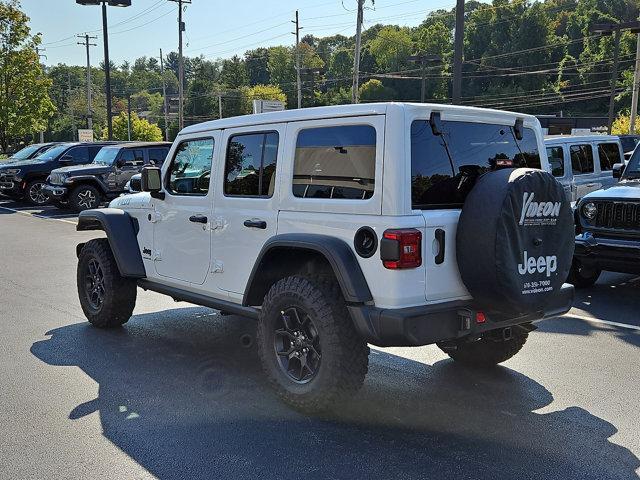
[582, 202, 597, 220]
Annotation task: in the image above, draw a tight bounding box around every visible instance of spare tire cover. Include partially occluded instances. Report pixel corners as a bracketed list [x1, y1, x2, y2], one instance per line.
[456, 168, 574, 314]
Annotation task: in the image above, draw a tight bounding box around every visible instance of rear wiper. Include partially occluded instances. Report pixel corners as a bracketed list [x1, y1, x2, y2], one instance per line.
[429, 111, 455, 170]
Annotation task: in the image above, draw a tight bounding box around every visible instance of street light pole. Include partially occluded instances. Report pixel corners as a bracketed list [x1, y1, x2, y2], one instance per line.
[631, 31, 640, 134]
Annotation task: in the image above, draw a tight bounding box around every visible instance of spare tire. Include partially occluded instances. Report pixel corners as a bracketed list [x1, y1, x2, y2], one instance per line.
[456, 168, 574, 315]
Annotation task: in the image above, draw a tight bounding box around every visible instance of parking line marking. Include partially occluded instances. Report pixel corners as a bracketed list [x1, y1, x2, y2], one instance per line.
[569, 313, 640, 332]
[0, 205, 77, 225]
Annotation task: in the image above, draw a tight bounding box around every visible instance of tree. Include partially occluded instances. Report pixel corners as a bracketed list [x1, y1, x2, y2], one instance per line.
[220, 55, 248, 89]
[359, 79, 397, 101]
[612, 112, 640, 135]
[104, 112, 162, 141]
[0, 0, 55, 152]
[368, 26, 413, 72]
[240, 84, 286, 115]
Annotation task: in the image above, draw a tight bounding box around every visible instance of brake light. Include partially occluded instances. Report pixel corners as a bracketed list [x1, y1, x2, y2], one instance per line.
[475, 312, 486, 324]
[381, 228, 422, 269]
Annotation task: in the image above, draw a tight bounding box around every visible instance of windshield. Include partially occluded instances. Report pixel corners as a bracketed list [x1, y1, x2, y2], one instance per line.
[10, 144, 44, 160]
[92, 147, 120, 166]
[620, 137, 639, 154]
[623, 147, 640, 179]
[36, 144, 71, 161]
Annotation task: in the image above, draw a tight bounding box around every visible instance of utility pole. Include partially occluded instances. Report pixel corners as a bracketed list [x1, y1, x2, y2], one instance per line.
[168, 0, 191, 131]
[68, 73, 75, 141]
[160, 48, 169, 141]
[77, 34, 97, 130]
[292, 10, 303, 109]
[591, 21, 640, 134]
[101, 2, 114, 139]
[127, 94, 132, 141]
[631, 30, 640, 134]
[218, 92, 223, 119]
[352, 0, 365, 104]
[409, 54, 441, 103]
[35, 47, 47, 143]
[452, 0, 465, 104]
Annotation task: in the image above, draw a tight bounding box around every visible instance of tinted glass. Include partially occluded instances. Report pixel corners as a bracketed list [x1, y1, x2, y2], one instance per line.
[148, 148, 169, 165]
[598, 143, 621, 171]
[88, 146, 103, 160]
[622, 147, 640, 178]
[120, 149, 144, 166]
[411, 120, 541, 208]
[293, 125, 376, 200]
[167, 138, 214, 196]
[619, 136, 639, 153]
[37, 144, 71, 160]
[570, 144, 594, 175]
[68, 146, 90, 164]
[546, 146, 565, 177]
[224, 132, 279, 197]
[93, 147, 120, 165]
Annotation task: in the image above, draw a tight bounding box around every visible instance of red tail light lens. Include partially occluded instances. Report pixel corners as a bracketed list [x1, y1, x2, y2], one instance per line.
[381, 228, 422, 269]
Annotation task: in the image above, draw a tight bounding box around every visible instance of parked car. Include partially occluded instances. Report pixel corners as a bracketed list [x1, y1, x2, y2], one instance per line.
[125, 173, 142, 193]
[44, 142, 171, 212]
[1, 142, 61, 164]
[75, 103, 574, 411]
[572, 145, 640, 287]
[544, 135, 624, 203]
[617, 134, 640, 160]
[0, 142, 116, 206]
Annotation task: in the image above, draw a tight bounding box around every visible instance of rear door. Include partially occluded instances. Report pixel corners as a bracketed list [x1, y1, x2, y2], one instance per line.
[410, 118, 543, 302]
[212, 125, 284, 295]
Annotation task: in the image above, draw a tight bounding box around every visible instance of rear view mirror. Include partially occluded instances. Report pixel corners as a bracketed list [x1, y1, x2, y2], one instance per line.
[613, 163, 625, 179]
[141, 166, 163, 198]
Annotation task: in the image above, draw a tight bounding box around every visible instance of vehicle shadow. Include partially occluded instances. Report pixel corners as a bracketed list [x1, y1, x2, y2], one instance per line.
[31, 307, 639, 480]
[0, 198, 78, 219]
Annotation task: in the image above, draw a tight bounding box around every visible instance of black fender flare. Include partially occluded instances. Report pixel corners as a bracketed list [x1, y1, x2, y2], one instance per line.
[243, 233, 373, 306]
[76, 208, 146, 278]
[66, 176, 110, 194]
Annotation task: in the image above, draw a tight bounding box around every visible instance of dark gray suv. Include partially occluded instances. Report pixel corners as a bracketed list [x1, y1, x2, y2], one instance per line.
[44, 142, 171, 212]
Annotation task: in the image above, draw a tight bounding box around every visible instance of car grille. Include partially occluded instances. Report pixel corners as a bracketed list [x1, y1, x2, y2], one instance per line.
[0, 174, 14, 183]
[594, 201, 640, 230]
[49, 172, 65, 185]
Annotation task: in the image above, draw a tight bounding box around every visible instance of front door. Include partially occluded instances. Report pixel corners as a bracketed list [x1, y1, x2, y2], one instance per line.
[115, 149, 144, 190]
[212, 125, 283, 296]
[153, 135, 218, 285]
[569, 143, 600, 200]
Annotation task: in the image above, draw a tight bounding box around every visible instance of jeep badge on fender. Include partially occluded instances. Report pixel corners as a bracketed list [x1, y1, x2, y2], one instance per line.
[74, 103, 575, 413]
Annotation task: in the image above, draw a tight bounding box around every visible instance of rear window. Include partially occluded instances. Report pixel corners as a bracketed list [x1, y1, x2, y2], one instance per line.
[597, 143, 621, 171]
[411, 120, 541, 209]
[570, 144, 594, 175]
[293, 125, 376, 200]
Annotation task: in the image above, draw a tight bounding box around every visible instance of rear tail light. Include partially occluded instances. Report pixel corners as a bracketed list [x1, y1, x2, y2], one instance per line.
[380, 228, 422, 269]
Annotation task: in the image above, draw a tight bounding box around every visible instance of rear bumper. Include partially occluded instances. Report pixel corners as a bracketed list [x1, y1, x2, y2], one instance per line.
[348, 284, 574, 347]
[575, 232, 640, 274]
[42, 184, 69, 201]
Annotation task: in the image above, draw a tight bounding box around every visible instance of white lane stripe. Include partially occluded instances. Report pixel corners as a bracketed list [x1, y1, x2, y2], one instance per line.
[0, 205, 77, 224]
[569, 313, 640, 332]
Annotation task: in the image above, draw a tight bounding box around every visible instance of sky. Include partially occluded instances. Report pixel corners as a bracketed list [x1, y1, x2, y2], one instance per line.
[22, 0, 456, 67]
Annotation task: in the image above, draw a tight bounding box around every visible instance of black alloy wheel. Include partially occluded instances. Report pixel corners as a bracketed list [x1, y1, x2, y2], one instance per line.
[273, 306, 322, 384]
[84, 258, 106, 311]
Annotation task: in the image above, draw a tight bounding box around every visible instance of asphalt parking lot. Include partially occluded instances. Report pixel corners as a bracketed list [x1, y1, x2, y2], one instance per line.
[0, 198, 639, 480]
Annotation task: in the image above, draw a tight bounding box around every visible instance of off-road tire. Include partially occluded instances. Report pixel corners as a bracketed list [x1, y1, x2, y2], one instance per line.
[70, 184, 102, 212]
[25, 178, 49, 206]
[77, 238, 136, 328]
[567, 259, 601, 288]
[438, 331, 529, 367]
[257, 275, 369, 412]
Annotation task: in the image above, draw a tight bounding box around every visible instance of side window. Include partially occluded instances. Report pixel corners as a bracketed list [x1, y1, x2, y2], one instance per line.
[570, 144, 594, 175]
[166, 138, 215, 196]
[546, 146, 565, 177]
[68, 146, 90, 164]
[88, 146, 103, 160]
[224, 132, 279, 197]
[293, 125, 376, 199]
[148, 147, 169, 165]
[598, 143, 621, 171]
[119, 149, 144, 166]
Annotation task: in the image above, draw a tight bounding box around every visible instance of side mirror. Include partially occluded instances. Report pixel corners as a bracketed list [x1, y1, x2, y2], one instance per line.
[59, 155, 73, 165]
[613, 163, 625, 179]
[141, 166, 164, 199]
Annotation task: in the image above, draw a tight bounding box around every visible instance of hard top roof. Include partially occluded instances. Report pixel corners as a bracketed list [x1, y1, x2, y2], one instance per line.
[544, 134, 621, 143]
[179, 102, 539, 136]
[103, 141, 172, 149]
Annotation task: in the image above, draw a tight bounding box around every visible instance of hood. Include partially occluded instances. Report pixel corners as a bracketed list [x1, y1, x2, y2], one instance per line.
[0, 158, 49, 169]
[582, 182, 640, 201]
[54, 164, 111, 176]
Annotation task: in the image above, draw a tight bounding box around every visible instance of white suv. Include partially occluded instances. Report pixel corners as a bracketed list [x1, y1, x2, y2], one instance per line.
[75, 103, 575, 411]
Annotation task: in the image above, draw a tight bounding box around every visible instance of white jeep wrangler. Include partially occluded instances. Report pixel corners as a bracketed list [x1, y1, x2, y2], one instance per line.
[75, 103, 575, 411]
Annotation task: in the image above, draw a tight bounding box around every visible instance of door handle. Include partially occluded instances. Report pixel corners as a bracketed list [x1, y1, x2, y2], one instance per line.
[244, 219, 267, 229]
[435, 228, 445, 265]
[189, 215, 208, 224]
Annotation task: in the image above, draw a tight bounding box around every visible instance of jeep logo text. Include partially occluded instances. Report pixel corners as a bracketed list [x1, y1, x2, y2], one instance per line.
[517, 250, 557, 277]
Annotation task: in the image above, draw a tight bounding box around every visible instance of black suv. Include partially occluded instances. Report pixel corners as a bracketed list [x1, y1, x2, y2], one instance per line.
[44, 142, 171, 212]
[2, 142, 61, 163]
[573, 147, 640, 286]
[0, 142, 114, 206]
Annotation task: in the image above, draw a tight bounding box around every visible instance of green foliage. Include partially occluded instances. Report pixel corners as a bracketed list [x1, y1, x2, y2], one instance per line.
[611, 112, 640, 135]
[103, 112, 162, 142]
[0, 0, 55, 152]
[359, 79, 397, 101]
[368, 26, 413, 72]
[240, 84, 286, 115]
